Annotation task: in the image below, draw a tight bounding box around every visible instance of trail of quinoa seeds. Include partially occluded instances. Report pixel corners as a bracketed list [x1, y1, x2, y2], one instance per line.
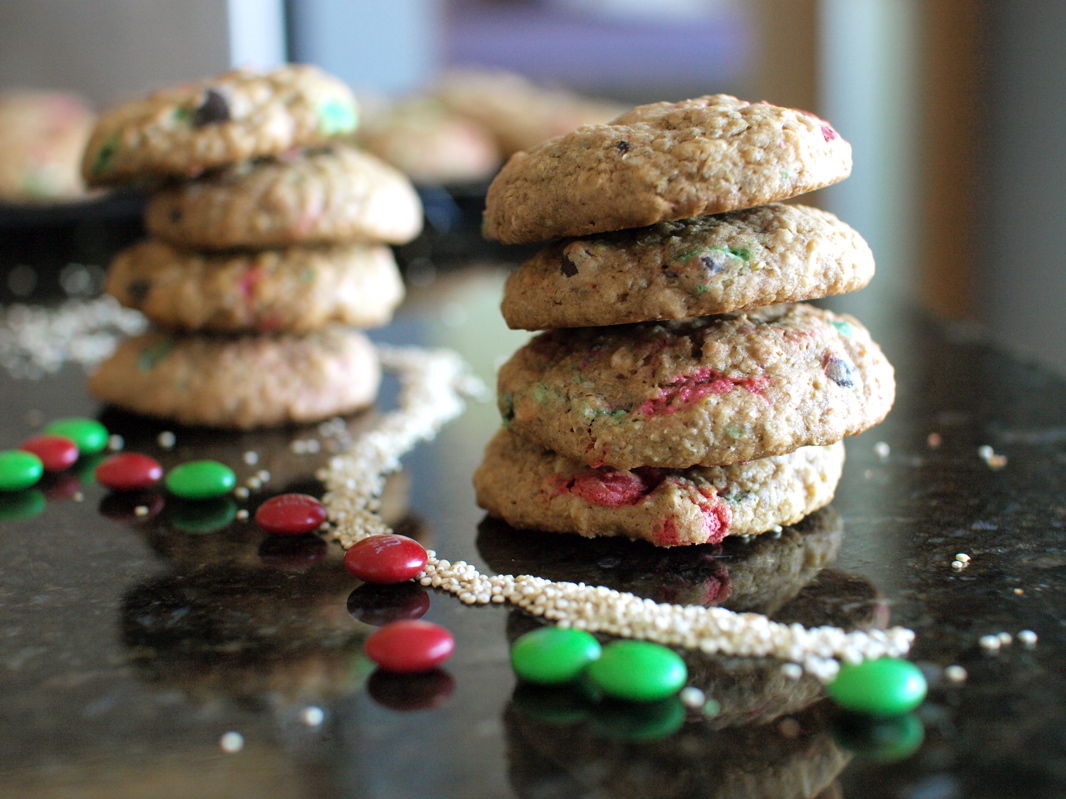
[322, 346, 915, 684]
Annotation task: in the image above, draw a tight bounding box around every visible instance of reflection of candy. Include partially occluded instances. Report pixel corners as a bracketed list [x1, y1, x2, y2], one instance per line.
[258, 533, 328, 573]
[366, 668, 454, 711]
[347, 582, 430, 626]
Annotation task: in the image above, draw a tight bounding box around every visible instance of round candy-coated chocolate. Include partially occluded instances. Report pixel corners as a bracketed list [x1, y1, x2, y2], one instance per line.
[585, 640, 687, 702]
[344, 534, 428, 584]
[827, 657, 927, 716]
[511, 626, 602, 685]
[0, 450, 44, 492]
[165, 460, 236, 499]
[255, 493, 327, 535]
[43, 418, 108, 455]
[95, 452, 164, 491]
[19, 434, 79, 472]
[365, 619, 455, 673]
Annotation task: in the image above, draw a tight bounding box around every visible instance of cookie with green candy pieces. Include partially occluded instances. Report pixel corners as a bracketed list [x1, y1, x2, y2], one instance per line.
[82, 64, 359, 185]
[498, 303, 894, 470]
[502, 204, 873, 330]
[88, 326, 380, 430]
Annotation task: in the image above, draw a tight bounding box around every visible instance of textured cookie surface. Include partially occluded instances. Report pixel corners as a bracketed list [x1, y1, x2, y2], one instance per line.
[474, 428, 844, 547]
[499, 303, 894, 469]
[144, 145, 422, 248]
[88, 327, 380, 429]
[483, 94, 851, 244]
[502, 204, 873, 330]
[107, 239, 404, 333]
[82, 65, 359, 185]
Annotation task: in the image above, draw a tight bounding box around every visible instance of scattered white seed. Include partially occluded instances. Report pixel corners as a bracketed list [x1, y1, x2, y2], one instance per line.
[300, 706, 325, 726]
[134, 506, 149, 517]
[236, 509, 249, 521]
[679, 686, 706, 709]
[1018, 630, 1038, 646]
[978, 444, 994, 461]
[234, 487, 250, 500]
[874, 441, 891, 460]
[944, 665, 968, 683]
[955, 553, 971, 563]
[245, 477, 262, 490]
[927, 432, 943, 448]
[951, 560, 965, 570]
[157, 431, 176, 449]
[107, 434, 124, 451]
[256, 470, 270, 483]
[997, 631, 1013, 646]
[72, 492, 84, 502]
[219, 732, 244, 753]
[777, 717, 802, 738]
[242, 451, 259, 465]
[979, 634, 1002, 651]
[781, 663, 804, 680]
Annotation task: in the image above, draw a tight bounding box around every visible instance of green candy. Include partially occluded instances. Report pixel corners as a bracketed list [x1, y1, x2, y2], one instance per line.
[585, 640, 687, 702]
[511, 626, 602, 685]
[165, 460, 236, 500]
[0, 450, 44, 492]
[317, 98, 358, 135]
[827, 657, 928, 716]
[43, 418, 108, 455]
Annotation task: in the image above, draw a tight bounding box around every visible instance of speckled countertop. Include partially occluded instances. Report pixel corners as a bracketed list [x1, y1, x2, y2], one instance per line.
[0, 265, 1063, 799]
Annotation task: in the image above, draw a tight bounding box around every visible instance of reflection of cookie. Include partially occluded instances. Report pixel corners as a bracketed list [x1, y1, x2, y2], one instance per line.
[144, 145, 422, 249]
[88, 326, 380, 429]
[502, 204, 873, 330]
[82, 65, 359, 185]
[107, 239, 404, 333]
[358, 97, 501, 184]
[0, 90, 95, 202]
[476, 505, 842, 610]
[499, 303, 894, 469]
[475, 428, 843, 546]
[483, 94, 851, 244]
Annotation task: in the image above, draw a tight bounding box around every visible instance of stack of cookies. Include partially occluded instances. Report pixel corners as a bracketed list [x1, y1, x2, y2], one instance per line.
[474, 95, 895, 547]
[80, 65, 423, 429]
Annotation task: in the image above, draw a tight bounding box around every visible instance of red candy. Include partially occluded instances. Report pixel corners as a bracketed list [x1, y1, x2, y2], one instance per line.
[365, 619, 455, 673]
[640, 368, 769, 417]
[255, 493, 327, 536]
[344, 534, 428, 584]
[554, 467, 664, 508]
[19, 434, 79, 472]
[95, 452, 163, 491]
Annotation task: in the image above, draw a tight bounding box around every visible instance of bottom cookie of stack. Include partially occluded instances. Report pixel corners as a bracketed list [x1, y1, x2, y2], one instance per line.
[474, 428, 844, 547]
[88, 326, 380, 429]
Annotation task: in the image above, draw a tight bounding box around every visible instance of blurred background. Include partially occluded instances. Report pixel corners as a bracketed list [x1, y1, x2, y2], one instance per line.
[0, 0, 1063, 376]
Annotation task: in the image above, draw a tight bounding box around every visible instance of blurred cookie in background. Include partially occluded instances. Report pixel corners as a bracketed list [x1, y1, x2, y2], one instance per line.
[0, 90, 95, 203]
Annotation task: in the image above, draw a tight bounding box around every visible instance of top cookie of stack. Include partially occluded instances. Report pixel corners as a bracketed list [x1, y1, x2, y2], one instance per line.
[474, 94, 895, 547]
[82, 65, 423, 429]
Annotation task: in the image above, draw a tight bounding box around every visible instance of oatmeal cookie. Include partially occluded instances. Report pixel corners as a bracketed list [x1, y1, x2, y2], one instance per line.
[474, 428, 844, 547]
[144, 145, 422, 248]
[107, 239, 404, 333]
[501, 204, 873, 329]
[82, 64, 359, 185]
[498, 303, 894, 469]
[483, 94, 851, 244]
[88, 326, 380, 429]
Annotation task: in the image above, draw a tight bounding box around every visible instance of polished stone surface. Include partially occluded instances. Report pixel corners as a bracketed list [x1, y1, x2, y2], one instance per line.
[0, 267, 1063, 798]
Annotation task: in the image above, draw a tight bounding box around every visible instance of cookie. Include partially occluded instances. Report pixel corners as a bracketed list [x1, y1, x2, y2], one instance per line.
[357, 96, 501, 184]
[434, 68, 627, 157]
[106, 239, 404, 333]
[474, 428, 843, 547]
[498, 303, 894, 469]
[0, 90, 95, 202]
[82, 65, 359, 185]
[482, 94, 851, 244]
[501, 204, 873, 330]
[88, 326, 380, 429]
[144, 145, 423, 249]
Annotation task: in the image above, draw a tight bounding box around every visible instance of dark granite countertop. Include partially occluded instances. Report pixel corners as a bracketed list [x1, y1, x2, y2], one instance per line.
[0, 265, 1063, 798]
